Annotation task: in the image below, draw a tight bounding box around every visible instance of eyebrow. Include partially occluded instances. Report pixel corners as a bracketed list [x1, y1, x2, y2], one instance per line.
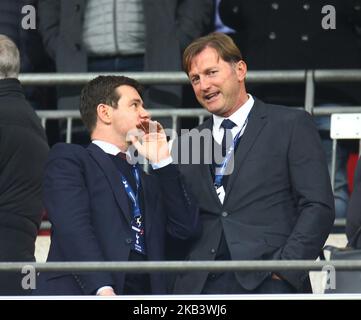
[129, 98, 143, 104]
[190, 66, 217, 78]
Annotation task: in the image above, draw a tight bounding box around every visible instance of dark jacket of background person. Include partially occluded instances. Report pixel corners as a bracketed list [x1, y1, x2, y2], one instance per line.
[0, 1, 57, 144]
[0, 78, 49, 295]
[346, 157, 361, 247]
[219, 0, 361, 106]
[38, 0, 214, 110]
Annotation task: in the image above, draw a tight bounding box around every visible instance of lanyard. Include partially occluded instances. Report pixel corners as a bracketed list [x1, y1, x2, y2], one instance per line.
[214, 117, 248, 188]
[120, 165, 141, 218]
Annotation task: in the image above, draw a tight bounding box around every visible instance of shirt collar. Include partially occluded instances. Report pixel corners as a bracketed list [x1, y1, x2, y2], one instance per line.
[92, 140, 128, 156]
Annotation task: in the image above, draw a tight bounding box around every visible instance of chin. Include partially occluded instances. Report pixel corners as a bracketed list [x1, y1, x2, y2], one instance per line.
[205, 104, 222, 114]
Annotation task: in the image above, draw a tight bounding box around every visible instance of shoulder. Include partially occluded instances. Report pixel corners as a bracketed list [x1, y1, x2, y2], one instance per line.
[44, 143, 94, 178]
[254, 98, 313, 124]
[47, 143, 89, 161]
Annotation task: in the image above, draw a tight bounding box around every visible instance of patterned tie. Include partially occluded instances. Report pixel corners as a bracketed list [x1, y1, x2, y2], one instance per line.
[220, 119, 236, 157]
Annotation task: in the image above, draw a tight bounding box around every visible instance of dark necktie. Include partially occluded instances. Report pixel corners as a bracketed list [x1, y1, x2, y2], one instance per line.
[220, 119, 236, 157]
[117, 152, 127, 160]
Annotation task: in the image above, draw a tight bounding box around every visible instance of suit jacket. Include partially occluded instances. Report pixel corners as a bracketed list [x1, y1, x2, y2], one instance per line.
[36, 142, 199, 295]
[172, 98, 335, 293]
[346, 157, 361, 247]
[38, 0, 214, 109]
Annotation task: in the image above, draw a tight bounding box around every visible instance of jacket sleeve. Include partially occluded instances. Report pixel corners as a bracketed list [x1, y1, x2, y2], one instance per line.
[43, 144, 114, 294]
[176, 0, 215, 51]
[152, 164, 201, 240]
[38, 0, 60, 60]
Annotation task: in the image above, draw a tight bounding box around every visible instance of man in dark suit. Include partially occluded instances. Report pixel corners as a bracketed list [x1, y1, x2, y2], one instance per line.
[218, 0, 361, 219]
[172, 32, 335, 294]
[35, 75, 199, 296]
[0, 34, 49, 295]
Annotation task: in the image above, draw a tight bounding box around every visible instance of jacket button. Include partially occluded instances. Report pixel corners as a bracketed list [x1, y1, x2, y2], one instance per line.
[301, 34, 309, 41]
[221, 211, 228, 217]
[271, 3, 279, 10]
[125, 238, 132, 244]
[210, 248, 216, 254]
[75, 4, 81, 11]
[303, 3, 310, 10]
[75, 43, 82, 51]
[269, 32, 277, 40]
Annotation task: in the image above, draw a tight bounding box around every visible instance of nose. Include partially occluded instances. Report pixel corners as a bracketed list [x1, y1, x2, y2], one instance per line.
[140, 106, 150, 119]
[199, 76, 211, 91]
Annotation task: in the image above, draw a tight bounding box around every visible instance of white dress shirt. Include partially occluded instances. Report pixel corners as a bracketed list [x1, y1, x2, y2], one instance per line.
[212, 94, 254, 144]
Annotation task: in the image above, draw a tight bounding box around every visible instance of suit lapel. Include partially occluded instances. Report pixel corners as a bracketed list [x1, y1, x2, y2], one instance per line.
[138, 169, 153, 236]
[197, 119, 224, 209]
[224, 99, 268, 202]
[87, 143, 131, 224]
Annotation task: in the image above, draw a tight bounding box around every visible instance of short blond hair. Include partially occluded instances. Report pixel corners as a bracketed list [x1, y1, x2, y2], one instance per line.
[0, 34, 20, 79]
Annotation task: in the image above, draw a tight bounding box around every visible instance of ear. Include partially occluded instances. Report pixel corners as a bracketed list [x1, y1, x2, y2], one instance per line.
[97, 104, 112, 125]
[236, 60, 247, 82]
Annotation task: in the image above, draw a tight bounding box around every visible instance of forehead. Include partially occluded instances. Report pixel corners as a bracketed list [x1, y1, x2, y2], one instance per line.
[189, 47, 225, 75]
[115, 85, 142, 101]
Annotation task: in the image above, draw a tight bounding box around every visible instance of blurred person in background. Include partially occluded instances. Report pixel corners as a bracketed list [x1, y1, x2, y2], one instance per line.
[38, 0, 214, 142]
[0, 34, 49, 295]
[0, 0, 57, 145]
[346, 156, 361, 247]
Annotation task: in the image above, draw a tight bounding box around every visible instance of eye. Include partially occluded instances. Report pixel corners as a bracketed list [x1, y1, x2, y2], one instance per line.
[207, 70, 218, 76]
[191, 76, 200, 85]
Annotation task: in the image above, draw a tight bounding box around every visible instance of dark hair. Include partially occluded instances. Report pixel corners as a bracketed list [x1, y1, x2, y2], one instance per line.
[80, 75, 143, 133]
[183, 32, 243, 74]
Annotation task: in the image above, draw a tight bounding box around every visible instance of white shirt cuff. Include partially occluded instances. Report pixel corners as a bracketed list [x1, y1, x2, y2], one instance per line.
[96, 286, 114, 295]
[151, 156, 173, 169]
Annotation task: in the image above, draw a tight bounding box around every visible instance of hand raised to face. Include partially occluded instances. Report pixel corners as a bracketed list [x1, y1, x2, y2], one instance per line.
[130, 119, 170, 163]
[136, 119, 162, 134]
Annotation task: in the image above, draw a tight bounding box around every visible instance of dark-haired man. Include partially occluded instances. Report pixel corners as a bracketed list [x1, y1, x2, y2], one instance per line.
[35, 75, 199, 296]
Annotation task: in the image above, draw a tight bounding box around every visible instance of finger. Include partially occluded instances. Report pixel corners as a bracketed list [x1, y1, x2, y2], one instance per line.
[129, 135, 146, 155]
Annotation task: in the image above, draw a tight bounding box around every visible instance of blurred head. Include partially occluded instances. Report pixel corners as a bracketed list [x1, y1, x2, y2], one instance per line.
[80, 76, 150, 144]
[183, 32, 248, 117]
[0, 34, 20, 79]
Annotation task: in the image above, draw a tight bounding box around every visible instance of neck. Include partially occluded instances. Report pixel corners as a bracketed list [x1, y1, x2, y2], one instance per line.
[222, 93, 249, 118]
[91, 134, 129, 152]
